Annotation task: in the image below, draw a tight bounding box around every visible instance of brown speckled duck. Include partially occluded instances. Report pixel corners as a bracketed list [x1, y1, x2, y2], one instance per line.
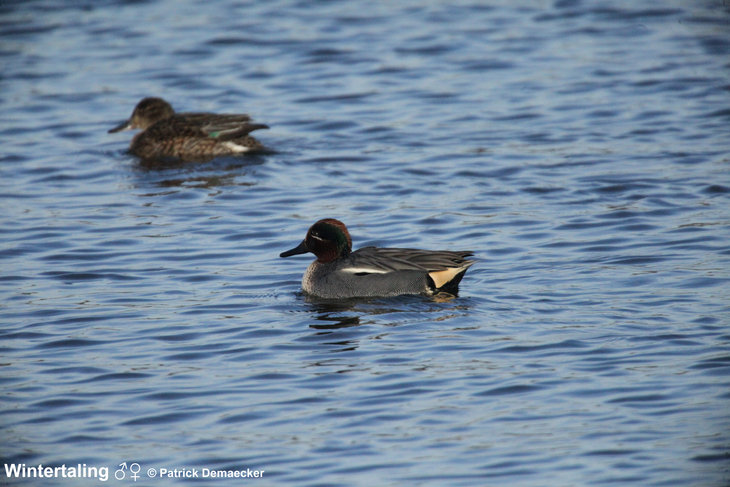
[109, 97, 269, 161]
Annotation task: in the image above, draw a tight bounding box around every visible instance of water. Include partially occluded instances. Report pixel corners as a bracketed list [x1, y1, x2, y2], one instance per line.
[1, 0, 729, 485]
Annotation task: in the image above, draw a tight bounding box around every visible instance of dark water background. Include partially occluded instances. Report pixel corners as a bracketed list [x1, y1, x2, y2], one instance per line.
[1, 0, 729, 485]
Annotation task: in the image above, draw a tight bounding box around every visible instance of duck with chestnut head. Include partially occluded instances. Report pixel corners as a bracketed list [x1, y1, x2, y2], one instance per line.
[280, 218, 475, 299]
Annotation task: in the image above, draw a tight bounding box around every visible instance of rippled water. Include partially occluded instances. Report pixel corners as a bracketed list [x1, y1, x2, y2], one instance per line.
[2, 0, 729, 485]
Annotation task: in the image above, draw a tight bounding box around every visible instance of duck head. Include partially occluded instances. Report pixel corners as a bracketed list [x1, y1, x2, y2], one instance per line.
[280, 218, 352, 263]
[108, 97, 175, 133]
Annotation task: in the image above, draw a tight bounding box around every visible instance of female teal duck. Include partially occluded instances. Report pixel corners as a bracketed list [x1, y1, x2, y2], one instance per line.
[280, 218, 475, 299]
[109, 97, 269, 161]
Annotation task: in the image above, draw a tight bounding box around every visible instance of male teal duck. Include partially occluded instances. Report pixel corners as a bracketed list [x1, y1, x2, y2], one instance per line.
[280, 218, 475, 299]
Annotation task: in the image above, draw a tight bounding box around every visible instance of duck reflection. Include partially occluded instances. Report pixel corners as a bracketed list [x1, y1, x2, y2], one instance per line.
[133, 156, 267, 190]
[305, 298, 363, 330]
[304, 293, 472, 330]
[136, 152, 270, 171]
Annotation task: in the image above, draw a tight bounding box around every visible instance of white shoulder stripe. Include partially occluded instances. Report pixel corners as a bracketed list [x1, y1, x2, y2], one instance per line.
[340, 266, 389, 274]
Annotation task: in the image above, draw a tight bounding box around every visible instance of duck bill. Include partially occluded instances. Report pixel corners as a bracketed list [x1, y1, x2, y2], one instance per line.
[280, 240, 309, 258]
[108, 119, 133, 133]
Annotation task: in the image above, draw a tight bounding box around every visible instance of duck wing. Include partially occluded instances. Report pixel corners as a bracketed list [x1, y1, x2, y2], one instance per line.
[178, 113, 269, 139]
[344, 247, 474, 274]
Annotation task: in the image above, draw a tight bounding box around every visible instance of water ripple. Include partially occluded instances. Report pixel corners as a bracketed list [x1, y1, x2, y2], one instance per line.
[1, 1, 728, 486]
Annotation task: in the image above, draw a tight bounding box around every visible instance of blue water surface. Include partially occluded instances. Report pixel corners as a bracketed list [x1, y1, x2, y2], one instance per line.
[1, 0, 729, 485]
